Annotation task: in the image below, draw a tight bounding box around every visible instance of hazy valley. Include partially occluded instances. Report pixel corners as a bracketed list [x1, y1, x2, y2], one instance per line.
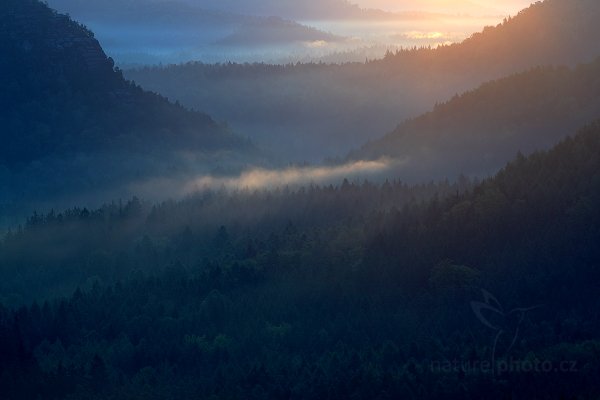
[127, 0, 600, 163]
[1, 1, 600, 399]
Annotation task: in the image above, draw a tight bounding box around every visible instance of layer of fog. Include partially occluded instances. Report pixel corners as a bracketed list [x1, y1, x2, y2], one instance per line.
[356, 0, 534, 16]
[0, 151, 405, 230]
[129, 158, 401, 200]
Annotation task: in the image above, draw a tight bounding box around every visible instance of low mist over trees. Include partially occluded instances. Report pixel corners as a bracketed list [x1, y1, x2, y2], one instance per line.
[1, 121, 600, 398]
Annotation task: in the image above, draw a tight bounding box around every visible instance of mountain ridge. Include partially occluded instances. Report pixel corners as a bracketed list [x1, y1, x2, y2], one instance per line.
[349, 58, 600, 179]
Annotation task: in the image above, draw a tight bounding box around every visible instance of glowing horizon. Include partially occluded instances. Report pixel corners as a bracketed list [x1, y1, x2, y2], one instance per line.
[353, 0, 535, 16]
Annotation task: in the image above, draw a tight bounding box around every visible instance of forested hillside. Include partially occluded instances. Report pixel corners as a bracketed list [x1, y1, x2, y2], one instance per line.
[351, 58, 600, 179]
[126, 0, 600, 161]
[1, 120, 599, 398]
[0, 0, 249, 165]
[0, 178, 469, 305]
[0, 0, 255, 220]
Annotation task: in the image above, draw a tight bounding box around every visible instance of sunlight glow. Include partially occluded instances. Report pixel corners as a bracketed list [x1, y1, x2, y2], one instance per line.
[353, 0, 535, 15]
[404, 31, 446, 40]
[126, 159, 407, 200]
[184, 159, 398, 193]
[304, 40, 329, 48]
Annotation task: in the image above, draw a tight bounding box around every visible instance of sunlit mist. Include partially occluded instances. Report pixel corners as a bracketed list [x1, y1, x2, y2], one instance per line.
[186, 159, 396, 192]
[126, 159, 401, 200]
[354, 0, 535, 15]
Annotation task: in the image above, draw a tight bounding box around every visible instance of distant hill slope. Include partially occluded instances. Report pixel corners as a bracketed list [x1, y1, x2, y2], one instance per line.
[0, 0, 258, 221]
[127, 0, 600, 162]
[351, 59, 600, 179]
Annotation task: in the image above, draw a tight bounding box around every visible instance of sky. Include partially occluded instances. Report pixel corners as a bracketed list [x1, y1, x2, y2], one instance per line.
[353, 0, 534, 15]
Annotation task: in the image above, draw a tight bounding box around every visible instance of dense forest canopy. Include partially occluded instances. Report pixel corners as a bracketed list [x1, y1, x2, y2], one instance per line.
[0, 176, 471, 306]
[1, 121, 599, 398]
